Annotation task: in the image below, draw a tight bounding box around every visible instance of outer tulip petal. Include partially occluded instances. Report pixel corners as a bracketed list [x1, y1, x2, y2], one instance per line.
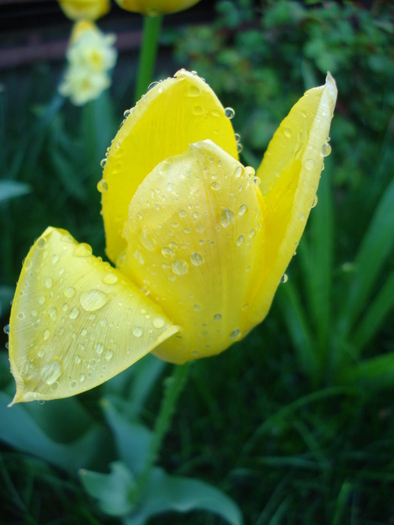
[120, 140, 265, 364]
[248, 73, 338, 328]
[101, 70, 239, 264]
[114, 0, 200, 15]
[59, 0, 110, 21]
[8, 228, 178, 404]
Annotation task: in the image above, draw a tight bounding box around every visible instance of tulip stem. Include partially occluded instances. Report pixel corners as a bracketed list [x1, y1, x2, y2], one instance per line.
[134, 14, 163, 102]
[136, 362, 191, 494]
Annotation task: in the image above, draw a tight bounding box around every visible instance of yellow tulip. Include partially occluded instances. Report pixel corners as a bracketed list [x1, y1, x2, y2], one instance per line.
[58, 0, 110, 21]
[7, 70, 337, 404]
[114, 0, 201, 16]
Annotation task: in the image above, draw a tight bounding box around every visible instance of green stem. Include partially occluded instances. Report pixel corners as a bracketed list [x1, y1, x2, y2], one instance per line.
[136, 362, 190, 493]
[134, 14, 163, 103]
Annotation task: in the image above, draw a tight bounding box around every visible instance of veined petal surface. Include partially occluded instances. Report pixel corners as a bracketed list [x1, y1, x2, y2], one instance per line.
[120, 140, 265, 364]
[248, 73, 338, 328]
[8, 228, 178, 404]
[114, 0, 201, 15]
[101, 70, 238, 263]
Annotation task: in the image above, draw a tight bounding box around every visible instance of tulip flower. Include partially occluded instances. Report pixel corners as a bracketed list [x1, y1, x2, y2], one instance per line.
[58, 0, 110, 21]
[114, 0, 201, 16]
[59, 21, 117, 106]
[7, 70, 337, 404]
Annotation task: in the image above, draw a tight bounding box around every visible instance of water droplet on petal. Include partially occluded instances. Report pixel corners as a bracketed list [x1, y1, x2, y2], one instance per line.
[172, 260, 189, 275]
[238, 204, 247, 216]
[123, 108, 131, 117]
[300, 213, 306, 221]
[312, 195, 318, 208]
[281, 274, 288, 284]
[64, 287, 75, 298]
[235, 166, 243, 178]
[80, 374, 86, 382]
[284, 127, 291, 138]
[41, 360, 61, 385]
[230, 329, 241, 340]
[43, 330, 50, 340]
[305, 159, 315, 170]
[213, 313, 222, 321]
[100, 158, 107, 168]
[96, 343, 104, 355]
[103, 273, 118, 285]
[45, 278, 53, 288]
[162, 247, 175, 258]
[211, 181, 220, 191]
[220, 208, 234, 228]
[153, 316, 165, 329]
[3, 324, 10, 334]
[322, 142, 332, 157]
[105, 350, 113, 361]
[97, 179, 108, 193]
[80, 290, 109, 312]
[225, 107, 235, 119]
[236, 235, 244, 246]
[69, 308, 80, 319]
[190, 252, 204, 266]
[133, 327, 143, 337]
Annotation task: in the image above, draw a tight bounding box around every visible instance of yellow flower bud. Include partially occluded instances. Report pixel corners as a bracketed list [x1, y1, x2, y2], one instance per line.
[58, 0, 110, 21]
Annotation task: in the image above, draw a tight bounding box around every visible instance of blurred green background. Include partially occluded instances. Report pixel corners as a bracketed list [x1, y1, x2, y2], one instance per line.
[0, 1, 393, 524]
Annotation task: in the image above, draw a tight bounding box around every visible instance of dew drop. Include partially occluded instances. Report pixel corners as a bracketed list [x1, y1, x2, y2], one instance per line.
[179, 210, 187, 218]
[193, 105, 203, 115]
[281, 274, 288, 284]
[172, 260, 189, 275]
[17, 312, 25, 320]
[284, 127, 292, 138]
[80, 290, 109, 311]
[43, 330, 50, 340]
[80, 374, 86, 382]
[52, 255, 59, 265]
[235, 166, 243, 178]
[97, 179, 108, 193]
[3, 324, 10, 334]
[188, 85, 200, 97]
[100, 158, 107, 168]
[103, 273, 118, 285]
[166, 182, 173, 191]
[153, 316, 165, 329]
[193, 304, 201, 311]
[49, 308, 57, 321]
[123, 108, 131, 117]
[236, 235, 244, 246]
[312, 195, 318, 208]
[74, 243, 92, 257]
[253, 176, 261, 186]
[64, 287, 75, 298]
[40, 360, 61, 385]
[322, 142, 332, 157]
[300, 213, 306, 221]
[70, 380, 77, 389]
[301, 110, 307, 118]
[37, 238, 46, 248]
[133, 327, 143, 338]
[38, 296, 45, 305]
[235, 133, 241, 143]
[139, 232, 156, 252]
[190, 252, 204, 266]
[96, 343, 104, 355]
[238, 204, 247, 216]
[75, 355, 81, 364]
[69, 308, 80, 319]
[225, 107, 235, 119]
[211, 181, 220, 191]
[305, 159, 315, 170]
[162, 247, 175, 258]
[220, 208, 234, 228]
[105, 350, 113, 361]
[230, 329, 241, 340]
[45, 278, 53, 289]
[237, 143, 243, 153]
[213, 313, 222, 321]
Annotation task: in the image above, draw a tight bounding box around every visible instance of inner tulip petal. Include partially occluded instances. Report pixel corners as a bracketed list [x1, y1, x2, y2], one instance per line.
[247, 73, 338, 328]
[101, 69, 239, 264]
[8, 227, 178, 404]
[120, 140, 265, 364]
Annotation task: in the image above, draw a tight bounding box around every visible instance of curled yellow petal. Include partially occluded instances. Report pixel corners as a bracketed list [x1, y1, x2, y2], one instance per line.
[101, 69, 239, 264]
[8, 228, 178, 404]
[114, 0, 201, 15]
[120, 140, 264, 364]
[58, 0, 110, 21]
[247, 73, 338, 328]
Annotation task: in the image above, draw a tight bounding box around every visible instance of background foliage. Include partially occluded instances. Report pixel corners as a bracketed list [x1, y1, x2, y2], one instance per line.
[1, 1, 394, 524]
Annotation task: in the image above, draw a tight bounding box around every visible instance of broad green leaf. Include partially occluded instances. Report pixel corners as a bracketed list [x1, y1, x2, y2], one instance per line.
[101, 398, 153, 475]
[80, 461, 136, 517]
[341, 177, 394, 336]
[0, 181, 31, 203]
[0, 392, 105, 472]
[125, 467, 243, 525]
[339, 353, 394, 389]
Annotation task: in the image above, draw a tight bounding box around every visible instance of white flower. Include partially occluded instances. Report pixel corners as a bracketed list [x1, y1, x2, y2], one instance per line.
[59, 21, 117, 106]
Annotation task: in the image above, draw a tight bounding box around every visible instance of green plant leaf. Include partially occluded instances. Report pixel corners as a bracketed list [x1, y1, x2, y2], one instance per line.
[341, 177, 394, 337]
[101, 398, 153, 475]
[339, 353, 394, 389]
[124, 467, 243, 525]
[80, 461, 136, 517]
[351, 271, 394, 352]
[0, 181, 31, 204]
[0, 392, 105, 472]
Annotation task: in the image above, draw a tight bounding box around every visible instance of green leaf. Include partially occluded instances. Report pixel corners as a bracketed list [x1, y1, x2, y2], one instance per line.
[351, 271, 394, 352]
[125, 467, 243, 525]
[101, 398, 153, 475]
[0, 392, 104, 472]
[341, 178, 394, 337]
[339, 353, 394, 389]
[80, 461, 136, 517]
[0, 181, 31, 204]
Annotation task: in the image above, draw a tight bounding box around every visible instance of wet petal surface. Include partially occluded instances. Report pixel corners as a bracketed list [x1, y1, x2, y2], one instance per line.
[120, 140, 264, 364]
[101, 70, 238, 263]
[8, 228, 178, 404]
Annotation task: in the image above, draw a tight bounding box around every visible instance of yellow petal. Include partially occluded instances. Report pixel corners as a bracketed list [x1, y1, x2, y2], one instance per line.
[8, 228, 178, 404]
[101, 70, 239, 264]
[119, 140, 264, 364]
[247, 73, 338, 328]
[114, 0, 201, 15]
[59, 0, 110, 21]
